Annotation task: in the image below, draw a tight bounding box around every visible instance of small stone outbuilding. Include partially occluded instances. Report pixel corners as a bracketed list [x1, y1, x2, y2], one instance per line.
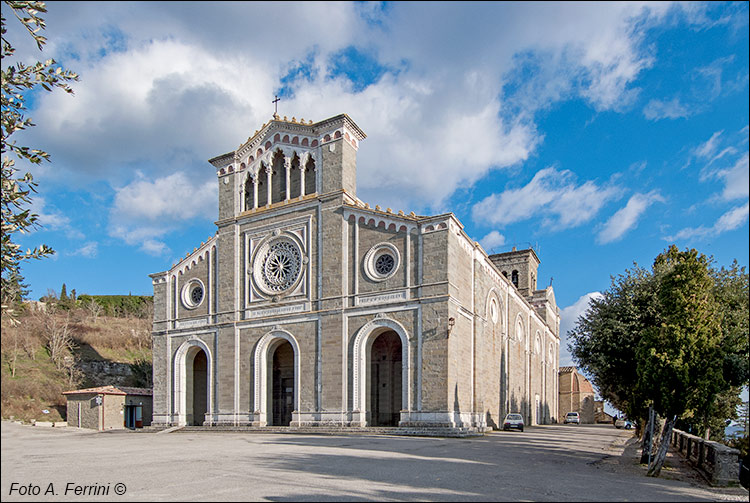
[594, 400, 614, 423]
[63, 386, 152, 430]
[558, 366, 595, 423]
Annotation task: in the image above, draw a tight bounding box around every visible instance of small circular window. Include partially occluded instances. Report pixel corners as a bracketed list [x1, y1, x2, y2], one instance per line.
[182, 280, 205, 309]
[364, 243, 400, 281]
[489, 297, 498, 324]
[515, 320, 524, 343]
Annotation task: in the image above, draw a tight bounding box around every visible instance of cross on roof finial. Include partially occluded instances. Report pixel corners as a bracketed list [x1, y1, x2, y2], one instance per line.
[272, 95, 281, 119]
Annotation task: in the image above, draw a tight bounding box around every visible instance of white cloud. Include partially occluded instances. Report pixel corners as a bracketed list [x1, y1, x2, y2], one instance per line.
[719, 153, 749, 200]
[559, 292, 604, 367]
[30, 197, 71, 230]
[693, 131, 724, 161]
[597, 190, 664, 244]
[667, 201, 749, 241]
[70, 242, 98, 258]
[479, 231, 506, 253]
[26, 197, 84, 240]
[109, 172, 216, 254]
[140, 239, 170, 257]
[471, 167, 620, 230]
[15, 1, 680, 216]
[642, 97, 690, 120]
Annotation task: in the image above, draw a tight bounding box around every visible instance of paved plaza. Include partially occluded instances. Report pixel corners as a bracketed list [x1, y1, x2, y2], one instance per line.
[1, 421, 747, 501]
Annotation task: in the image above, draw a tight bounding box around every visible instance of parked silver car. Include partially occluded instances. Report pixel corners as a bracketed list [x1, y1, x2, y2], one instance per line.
[564, 412, 580, 424]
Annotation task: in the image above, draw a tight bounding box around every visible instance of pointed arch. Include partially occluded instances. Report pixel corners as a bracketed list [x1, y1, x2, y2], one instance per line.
[304, 155, 316, 195]
[271, 149, 286, 203]
[289, 153, 302, 198]
[256, 163, 268, 207]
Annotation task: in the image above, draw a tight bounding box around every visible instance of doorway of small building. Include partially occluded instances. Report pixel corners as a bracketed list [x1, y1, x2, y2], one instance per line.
[270, 340, 295, 426]
[186, 349, 208, 426]
[369, 330, 402, 427]
[124, 404, 143, 429]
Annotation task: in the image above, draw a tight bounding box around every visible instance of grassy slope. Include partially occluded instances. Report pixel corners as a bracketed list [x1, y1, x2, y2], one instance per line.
[1, 309, 151, 423]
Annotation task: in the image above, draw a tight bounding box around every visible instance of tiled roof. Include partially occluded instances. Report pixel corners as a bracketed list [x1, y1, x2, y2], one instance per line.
[559, 366, 576, 373]
[63, 385, 152, 396]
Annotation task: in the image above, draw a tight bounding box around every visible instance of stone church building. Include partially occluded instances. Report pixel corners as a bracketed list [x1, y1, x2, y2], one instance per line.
[150, 113, 560, 432]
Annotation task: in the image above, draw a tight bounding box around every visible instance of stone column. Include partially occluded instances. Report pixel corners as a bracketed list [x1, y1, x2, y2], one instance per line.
[284, 156, 291, 200]
[253, 176, 258, 209]
[300, 154, 306, 197]
[266, 165, 272, 205]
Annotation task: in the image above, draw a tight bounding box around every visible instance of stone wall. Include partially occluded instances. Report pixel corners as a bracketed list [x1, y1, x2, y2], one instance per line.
[670, 428, 741, 486]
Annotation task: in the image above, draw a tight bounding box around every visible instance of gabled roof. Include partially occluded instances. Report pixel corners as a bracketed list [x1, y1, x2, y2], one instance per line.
[63, 385, 152, 396]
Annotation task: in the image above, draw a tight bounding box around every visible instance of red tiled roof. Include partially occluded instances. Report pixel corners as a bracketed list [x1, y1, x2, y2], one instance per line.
[63, 385, 152, 396]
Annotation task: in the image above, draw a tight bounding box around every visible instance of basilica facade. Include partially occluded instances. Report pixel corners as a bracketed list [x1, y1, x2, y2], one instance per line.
[150, 113, 560, 431]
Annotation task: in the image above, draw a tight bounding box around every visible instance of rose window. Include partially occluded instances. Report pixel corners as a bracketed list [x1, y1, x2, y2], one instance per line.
[253, 236, 304, 296]
[375, 253, 395, 276]
[190, 285, 203, 305]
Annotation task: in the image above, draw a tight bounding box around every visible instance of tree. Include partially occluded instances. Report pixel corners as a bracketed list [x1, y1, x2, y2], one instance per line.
[568, 264, 659, 426]
[569, 245, 749, 477]
[637, 247, 724, 476]
[35, 304, 74, 370]
[1, 1, 78, 315]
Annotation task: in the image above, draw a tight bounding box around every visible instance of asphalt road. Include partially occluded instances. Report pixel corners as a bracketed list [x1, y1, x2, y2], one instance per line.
[0, 421, 745, 501]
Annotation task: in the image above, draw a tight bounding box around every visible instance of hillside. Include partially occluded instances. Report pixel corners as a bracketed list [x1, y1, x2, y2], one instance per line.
[1, 304, 152, 423]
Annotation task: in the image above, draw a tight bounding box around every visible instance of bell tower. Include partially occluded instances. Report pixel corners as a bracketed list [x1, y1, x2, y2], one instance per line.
[209, 114, 366, 221]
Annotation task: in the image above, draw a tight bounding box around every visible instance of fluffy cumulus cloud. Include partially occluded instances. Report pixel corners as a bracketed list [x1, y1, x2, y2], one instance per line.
[471, 167, 620, 230]
[7, 1, 693, 251]
[558, 292, 604, 367]
[597, 190, 665, 244]
[479, 231, 506, 253]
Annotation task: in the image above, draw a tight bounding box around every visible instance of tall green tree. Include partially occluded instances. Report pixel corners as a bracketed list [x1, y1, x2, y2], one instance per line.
[637, 247, 725, 476]
[569, 245, 749, 477]
[568, 264, 659, 425]
[1, 1, 78, 315]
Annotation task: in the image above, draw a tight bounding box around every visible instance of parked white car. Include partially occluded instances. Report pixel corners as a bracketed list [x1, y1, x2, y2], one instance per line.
[564, 412, 580, 424]
[614, 418, 633, 429]
[502, 413, 524, 432]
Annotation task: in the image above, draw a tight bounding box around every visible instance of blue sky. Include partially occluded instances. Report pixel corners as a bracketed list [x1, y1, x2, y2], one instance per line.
[7, 2, 749, 370]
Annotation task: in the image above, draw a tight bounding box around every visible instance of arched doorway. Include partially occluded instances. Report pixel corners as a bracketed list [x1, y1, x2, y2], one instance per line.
[187, 349, 208, 426]
[369, 331, 402, 427]
[269, 340, 295, 426]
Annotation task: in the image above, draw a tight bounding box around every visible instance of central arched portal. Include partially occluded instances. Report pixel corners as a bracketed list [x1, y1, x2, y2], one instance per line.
[369, 331, 402, 427]
[269, 340, 295, 426]
[187, 349, 208, 426]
